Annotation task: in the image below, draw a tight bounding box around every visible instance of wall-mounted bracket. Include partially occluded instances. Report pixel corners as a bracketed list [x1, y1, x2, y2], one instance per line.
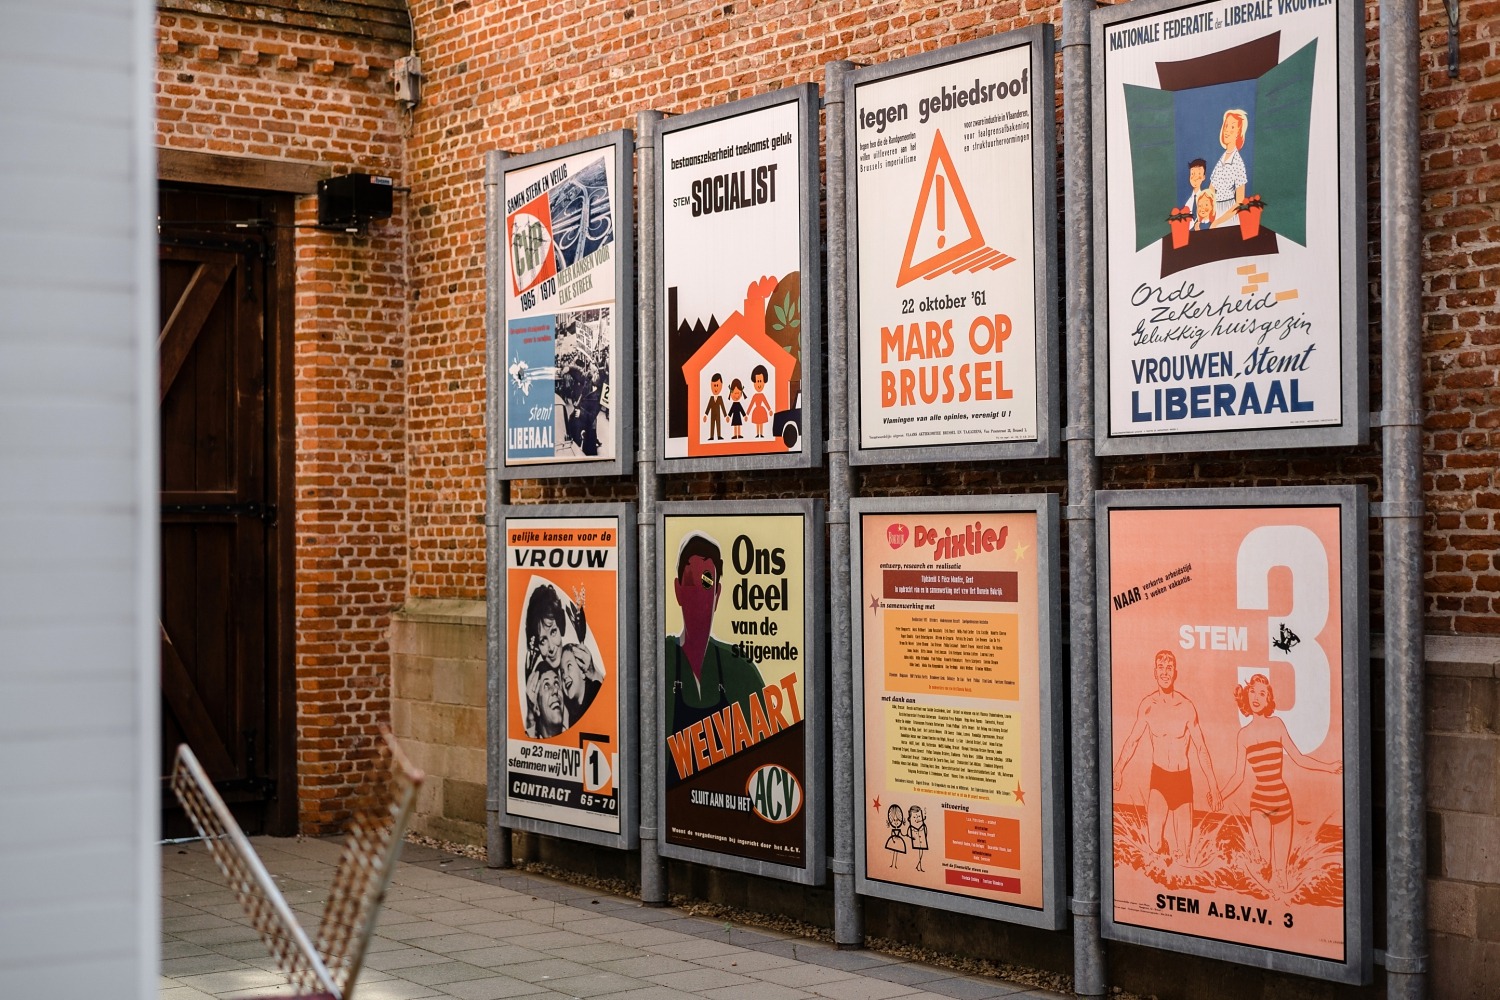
[1447, 0, 1460, 79]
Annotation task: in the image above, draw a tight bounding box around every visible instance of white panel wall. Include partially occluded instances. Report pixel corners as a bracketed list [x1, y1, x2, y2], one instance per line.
[0, 1, 158, 998]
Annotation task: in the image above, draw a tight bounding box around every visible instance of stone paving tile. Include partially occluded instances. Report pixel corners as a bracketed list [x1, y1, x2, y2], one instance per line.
[593, 954, 701, 978]
[390, 895, 477, 915]
[457, 919, 552, 941]
[798, 948, 901, 972]
[557, 941, 647, 963]
[175, 926, 270, 947]
[506, 929, 605, 952]
[161, 939, 214, 960]
[752, 963, 862, 989]
[344, 980, 445, 1000]
[644, 967, 759, 992]
[803, 977, 924, 1000]
[641, 938, 746, 961]
[493, 957, 601, 983]
[545, 971, 655, 998]
[648, 915, 734, 937]
[862, 964, 960, 987]
[175, 968, 289, 994]
[220, 984, 305, 998]
[599, 926, 700, 948]
[439, 943, 549, 967]
[585, 987, 704, 1000]
[700, 983, 815, 1000]
[918, 977, 1031, 999]
[160, 954, 253, 978]
[692, 949, 801, 973]
[162, 914, 238, 934]
[414, 932, 517, 955]
[366, 946, 464, 972]
[434, 975, 552, 1000]
[160, 987, 218, 1000]
[556, 913, 658, 936]
[401, 961, 512, 987]
[382, 919, 477, 942]
[425, 904, 506, 925]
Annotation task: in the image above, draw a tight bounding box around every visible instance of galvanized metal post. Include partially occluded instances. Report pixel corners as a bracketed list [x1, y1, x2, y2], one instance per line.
[1062, 2, 1105, 995]
[637, 109, 669, 906]
[484, 149, 512, 870]
[1379, 1, 1428, 995]
[825, 60, 864, 949]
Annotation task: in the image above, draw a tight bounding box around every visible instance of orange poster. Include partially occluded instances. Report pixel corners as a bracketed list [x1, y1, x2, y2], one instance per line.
[857, 506, 1052, 916]
[504, 515, 623, 834]
[1106, 503, 1351, 964]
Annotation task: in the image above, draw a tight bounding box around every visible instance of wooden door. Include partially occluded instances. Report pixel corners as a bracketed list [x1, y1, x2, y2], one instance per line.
[159, 185, 293, 835]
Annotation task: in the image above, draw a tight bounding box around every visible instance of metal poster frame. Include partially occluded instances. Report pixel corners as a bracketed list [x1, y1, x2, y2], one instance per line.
[492, 502, 639, 850]
[655, 85, 823, 474]
[849, 494, 1066, 929]
[490, 131, 636, 480]
[845, 27, 1060, 466]
[1090, 0, 1367, 455]
[655, 498, 827, 884]
[1095, 486, 1370, 984]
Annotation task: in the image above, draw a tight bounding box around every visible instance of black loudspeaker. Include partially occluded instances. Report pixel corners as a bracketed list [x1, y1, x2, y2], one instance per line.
[316, 173, 394, 231]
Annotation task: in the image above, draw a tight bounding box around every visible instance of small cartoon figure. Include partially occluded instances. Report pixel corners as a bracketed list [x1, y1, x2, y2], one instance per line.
[748, 364, 772, 438]
[884, 803, 907, 867]
[906, 805, 929, 872]
[703, 373, 727, 441]
[1182, 157, 1208, 211]
[727, 378, 746, 440]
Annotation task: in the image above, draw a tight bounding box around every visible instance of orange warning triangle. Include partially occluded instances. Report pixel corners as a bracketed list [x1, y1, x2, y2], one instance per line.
[896, 130, 985, 287]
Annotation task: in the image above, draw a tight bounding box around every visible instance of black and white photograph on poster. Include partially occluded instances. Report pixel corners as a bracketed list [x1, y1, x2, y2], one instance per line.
[848, 28, 1056, 463]
[658, 86, 821, 470]
[1093, 0, 1364, 454]
[497, 132, 634, 478]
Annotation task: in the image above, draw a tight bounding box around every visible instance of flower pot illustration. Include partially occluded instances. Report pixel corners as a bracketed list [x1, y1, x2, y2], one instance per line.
[1236, 196, 1266, 240]
[1167, 210, 1193, 249]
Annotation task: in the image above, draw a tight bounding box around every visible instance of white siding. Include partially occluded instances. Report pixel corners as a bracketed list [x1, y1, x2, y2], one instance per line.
[0, 1, 158, 998]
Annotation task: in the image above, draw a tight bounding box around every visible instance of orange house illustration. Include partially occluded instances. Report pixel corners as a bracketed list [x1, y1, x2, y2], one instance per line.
[683, 275, 800, 457]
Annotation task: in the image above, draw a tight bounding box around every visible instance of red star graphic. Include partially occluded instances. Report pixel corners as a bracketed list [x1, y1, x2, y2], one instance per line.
[869, 594, 881, 613]
[872, 795, 882, 811]
[1012, 785, 1026, 805]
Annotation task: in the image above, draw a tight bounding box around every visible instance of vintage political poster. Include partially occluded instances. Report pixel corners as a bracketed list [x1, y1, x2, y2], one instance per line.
[1098, 488, 1369, 982]
[658, 87, 821, 471]
[658, 502, 825, 883]
[1094, 0, 1364, 453]
[500, 509, 632, 845]
[848, 28, 1057, 463]
[498, 133, 633, 478]
[852, 498, 1064, 928]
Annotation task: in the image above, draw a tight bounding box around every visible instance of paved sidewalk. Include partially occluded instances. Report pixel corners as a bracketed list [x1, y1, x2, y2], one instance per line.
[160, 838, 1068, 1000]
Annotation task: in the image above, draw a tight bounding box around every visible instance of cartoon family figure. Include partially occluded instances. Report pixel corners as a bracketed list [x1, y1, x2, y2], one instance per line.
[1114, 649, 1341, 895]
[702, 365, 773, 442]
[882, 802, 929, 871]
[1179, 109, 1251, 230]
[521, 583, 603, 739]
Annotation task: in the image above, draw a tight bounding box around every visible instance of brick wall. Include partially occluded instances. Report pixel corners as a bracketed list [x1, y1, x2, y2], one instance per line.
[157, 11, 409, 833]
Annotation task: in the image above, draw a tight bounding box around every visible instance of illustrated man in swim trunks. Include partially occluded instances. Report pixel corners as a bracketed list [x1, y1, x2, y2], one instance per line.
[1113, 649, 1220, 864]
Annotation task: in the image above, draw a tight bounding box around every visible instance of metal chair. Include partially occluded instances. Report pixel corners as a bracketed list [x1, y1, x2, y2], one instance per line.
[170, 729, 424, 999]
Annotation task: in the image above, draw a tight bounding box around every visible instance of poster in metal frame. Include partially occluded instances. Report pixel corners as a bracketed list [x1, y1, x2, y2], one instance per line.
[491, 502, 639, 850]
[488, 131, 635, 480]
[849, 494, 1065, 929]
[1095, 486, 1370, 983]
[656, 499, 827, 884]
[656, 85, 823, 473]
[1091, 0, 1367, 455]
[845, 27, 1059, 466]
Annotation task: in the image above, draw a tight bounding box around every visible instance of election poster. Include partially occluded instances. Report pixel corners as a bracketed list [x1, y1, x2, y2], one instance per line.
[496, 133, 634, 479]
[1093, 0, 1365, 454]
[852, 497, 1064, 929]
[658, 501, 825, 883]
[498, 506, 636, 848]
[1098, 488, 1370, 983]
[847, 28, 1057, 464]
[658, 86, 821, 471]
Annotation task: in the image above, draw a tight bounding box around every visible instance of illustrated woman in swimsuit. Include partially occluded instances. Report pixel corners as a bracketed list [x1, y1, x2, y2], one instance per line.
[1221, 673, 1342, 894]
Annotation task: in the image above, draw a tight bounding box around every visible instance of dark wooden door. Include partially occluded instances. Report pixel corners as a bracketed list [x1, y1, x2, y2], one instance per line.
[159, 185, 293, 835]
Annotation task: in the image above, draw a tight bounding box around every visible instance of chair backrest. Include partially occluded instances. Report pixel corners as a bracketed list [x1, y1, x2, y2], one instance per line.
[170, 729, 425, 1000]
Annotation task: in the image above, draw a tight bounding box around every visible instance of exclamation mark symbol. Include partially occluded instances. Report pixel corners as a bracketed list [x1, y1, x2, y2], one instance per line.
[935, 173, 947, 249]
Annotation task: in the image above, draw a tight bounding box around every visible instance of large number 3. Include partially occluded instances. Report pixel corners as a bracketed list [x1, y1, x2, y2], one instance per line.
[1236, 525, 1331, 755]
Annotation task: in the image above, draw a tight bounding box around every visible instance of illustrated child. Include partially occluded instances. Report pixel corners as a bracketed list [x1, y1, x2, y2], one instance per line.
[703, 373, 727, 441]
[1194, 188, 1217, 231]
[726, 378, 746, 440]
[748, 364, 772, 438]
[1183, 157, 1208, 210]
[1221, 673, 1342, 895]
[906, 804, 928, 872]
[885, 803, 907, 867]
